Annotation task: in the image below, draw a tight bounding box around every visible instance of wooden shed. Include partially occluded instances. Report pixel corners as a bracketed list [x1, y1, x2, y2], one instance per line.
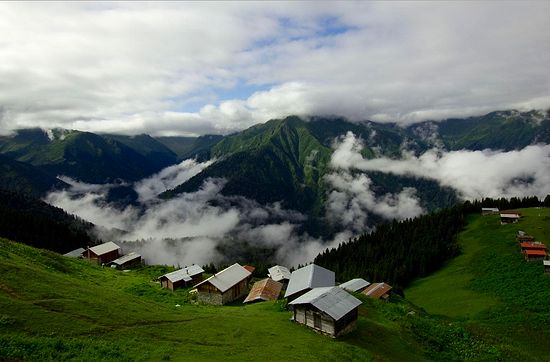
[84, 242, 120, 264]
[243, 278, 283, 304]
[482, 207, 499, 215]
[362, 282, 392, 300]
[108, 252, 142, 269]
[500, 210, 521, 224]
[63, 247, 85, 258]
[289, 286, 362, 338]
[267, 265, 291, 285]
[516, 231, 535, 242]
[525, 249, 547, 262]
[159, 265, 204, 291]
[194, 263, 251, 305]
[544, 260, 550, 275]
[284, 264, 335, 302]
[339, 278, 371, 293]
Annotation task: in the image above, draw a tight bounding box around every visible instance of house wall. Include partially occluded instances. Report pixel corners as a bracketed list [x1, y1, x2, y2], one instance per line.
[160, 279, 173, 290]
[221, 279, 248, 304]
[526, 255, 546, 262]
[545, 266, 550, 274]
[334, 308, 358, 337]
[96, 250, 120, 264]
[293, 306, 336, 337]
[191, 274, 203, 285]
[198, 279, 248, 305]
[118, 257, 142, 269]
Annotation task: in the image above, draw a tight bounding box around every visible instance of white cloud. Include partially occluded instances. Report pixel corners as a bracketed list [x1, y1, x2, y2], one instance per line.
[332, 132, 550, 200]
[0, 2, 548, 136]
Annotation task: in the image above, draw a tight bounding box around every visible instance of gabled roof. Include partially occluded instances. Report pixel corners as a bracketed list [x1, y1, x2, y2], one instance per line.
[289, 286, 362, 321]
[362, 282, 392, 299]
[284, 264, 335, 298]
[160, 265, 205, 283]
[500, 213, 520, 218]
[110, 252, 141, 266]
[88, 241, 120, 256]
[525, 249, 547, 256]
[63, 248, 85, 257]
[268, 265, 291, 282]
[243, 278, 283, 303]
[520, 242, 547, 250]
[482, 208, 499, 212]
[194, 263, 251, 293]
[339, 278, 371, 293]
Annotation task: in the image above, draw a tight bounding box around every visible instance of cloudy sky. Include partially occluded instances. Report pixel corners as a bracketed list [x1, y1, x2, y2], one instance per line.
[1, 1, 549, 136]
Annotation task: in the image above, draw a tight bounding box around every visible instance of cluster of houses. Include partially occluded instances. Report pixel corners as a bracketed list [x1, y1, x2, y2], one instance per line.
[516, 230, 550, 274]
[483, 208, 550, 274]
[157, 262, 391, 338]
[63, 241, 143, 269]
[63, 241, 392, 338]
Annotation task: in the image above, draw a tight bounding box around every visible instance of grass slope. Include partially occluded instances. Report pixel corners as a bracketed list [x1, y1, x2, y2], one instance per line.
[406, 208, 550, 360]
[0, 237, 509, 361]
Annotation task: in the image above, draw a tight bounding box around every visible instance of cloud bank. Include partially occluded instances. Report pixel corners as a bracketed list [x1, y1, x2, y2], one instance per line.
[332, 132, 550, 200]
[1, 2, 549, 136]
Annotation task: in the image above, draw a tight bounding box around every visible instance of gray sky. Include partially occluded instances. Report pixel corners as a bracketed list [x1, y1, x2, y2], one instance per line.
[1, 1, 549, 136]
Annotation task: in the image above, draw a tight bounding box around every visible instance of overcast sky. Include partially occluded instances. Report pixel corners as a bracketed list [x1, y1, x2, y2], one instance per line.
[1, 1, 549, 136]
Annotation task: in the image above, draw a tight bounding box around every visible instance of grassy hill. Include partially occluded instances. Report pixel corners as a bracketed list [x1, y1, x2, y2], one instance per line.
[0, 236, 514, 361]
[406, 208, 550, 360]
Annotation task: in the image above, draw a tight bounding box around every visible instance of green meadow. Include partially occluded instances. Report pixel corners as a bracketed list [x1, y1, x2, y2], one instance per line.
[407, 208, 550, 360]
[2, 208, 550, 360]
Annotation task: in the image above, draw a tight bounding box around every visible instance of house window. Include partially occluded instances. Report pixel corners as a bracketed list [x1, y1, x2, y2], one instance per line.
[314, 313, 322, 330]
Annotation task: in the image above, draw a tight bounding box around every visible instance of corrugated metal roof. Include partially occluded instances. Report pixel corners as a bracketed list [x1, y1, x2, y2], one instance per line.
[284, 264, 335, 298]
[63, 248, 85, 257]
[482, 208, 499, 212]
[110, 252, 141, 265]
[160, 265, 204, 283]
[362, 282, 392, 299]
[268, 265, 291, 282]
[339, 278, 371, 292]
[500, 213, 520, 218]
[289, 286, 362, 321]
[525, 249, 547, 256]
[520, 242, 547, 249]
[88, 241, 120, 256]
[243, 278, 283, 303]
[543, 260, 550, 266]
[194, 263, 251, 293]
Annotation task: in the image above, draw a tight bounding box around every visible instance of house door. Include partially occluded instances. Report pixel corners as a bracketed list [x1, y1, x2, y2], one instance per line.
[314, 313, 322, 330]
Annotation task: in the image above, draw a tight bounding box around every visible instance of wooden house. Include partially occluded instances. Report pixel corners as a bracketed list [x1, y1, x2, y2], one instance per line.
[500, 210, 521, 224]
[289, 286, 362, 338]
[243, 278, 283, 303]
[362, 282, 392, 300]
[63, 247, 85, 258]
[339, 278, 371, 293]
[159, 265, 204, 291]
[85, 242, 120, 264]
[268, 265, 291, 285]
[108, 252, 142, 269]
[544, 260, 550, 275]
[284, 264, 335, 302]
[524, 249, 547, 262]
[482, 207, 499, 215]
[520, 242, 547, 253]
[194, 263, 251, 305]
[516, 231, 535, 242]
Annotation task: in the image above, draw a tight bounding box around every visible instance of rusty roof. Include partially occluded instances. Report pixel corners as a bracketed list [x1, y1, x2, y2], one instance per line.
[362, 282, 392, 299]
[243, 265, 256, 273]
[520, 242, 547, 250]
[243, 278, 283, 303]
[525, 249, 547, 256]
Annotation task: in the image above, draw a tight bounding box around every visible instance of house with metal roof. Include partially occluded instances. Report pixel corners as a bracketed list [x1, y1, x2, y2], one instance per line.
[500, 210, 521, 224]
[362, 282, 392, 300]
[108, 252, 142, 269]
[63, 247, 85, 258]
[481, 207, 499, 215]
[194, 263, 251, 305]
[159, 265, 204, 291]
[288, 286, 362, 337]
[84, 241, 120, 264]
[268, 265, 291, 283]
[243, 278, 283, 303]
[284, 264, 335, 302]
[524, 249, 547, 262]
[544, 260, 550, 274]
[338, 278, 371, 293]
[516, 230, 535, 242]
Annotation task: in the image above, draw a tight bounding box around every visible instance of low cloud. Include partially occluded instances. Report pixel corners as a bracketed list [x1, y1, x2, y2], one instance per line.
[332, 132, 550, 200]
